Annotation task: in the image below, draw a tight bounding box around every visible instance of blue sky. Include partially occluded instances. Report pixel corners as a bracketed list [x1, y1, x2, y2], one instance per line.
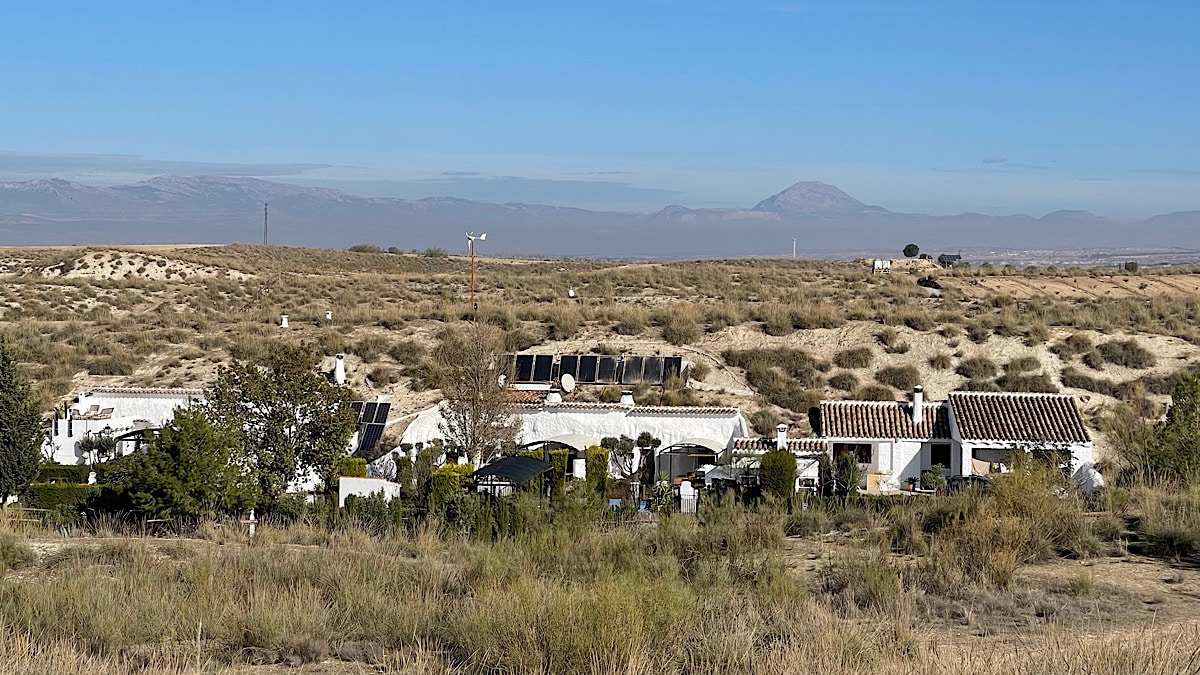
[1, 0, 1197, 217]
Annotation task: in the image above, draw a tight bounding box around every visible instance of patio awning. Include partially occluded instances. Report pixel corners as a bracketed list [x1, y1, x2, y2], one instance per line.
[660, 437, 726, 455]
[473, 456, 553, 485]
[522, 433, 601, 453]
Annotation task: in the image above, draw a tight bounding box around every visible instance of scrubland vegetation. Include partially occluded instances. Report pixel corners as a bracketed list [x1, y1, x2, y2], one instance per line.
[4, 246, 1200, 672]
[2, 464, 1200, 674]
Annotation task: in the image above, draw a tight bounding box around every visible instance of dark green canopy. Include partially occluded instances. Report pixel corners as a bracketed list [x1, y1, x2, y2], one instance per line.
[473, 456, 553, 485]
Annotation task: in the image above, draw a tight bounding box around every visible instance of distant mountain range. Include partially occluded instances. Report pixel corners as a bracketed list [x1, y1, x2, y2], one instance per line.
[0, 175, 1197, 257]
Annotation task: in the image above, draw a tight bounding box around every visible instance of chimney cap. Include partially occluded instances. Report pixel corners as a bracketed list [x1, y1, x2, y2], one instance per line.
[913, 385, 924, 392]
[776, 423, 788, 431]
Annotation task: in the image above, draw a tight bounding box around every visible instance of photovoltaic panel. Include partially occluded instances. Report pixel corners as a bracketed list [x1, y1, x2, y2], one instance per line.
[643, 357, 664, 385]
[515, 355, 535, 382]
[621, 356, 643, 384]
[578, 356, 598, 383]
[533, 355, 554, 382]
[597, 356, 618, 383]
[664, 357, 683, 380]
[560, 355, 579, 379]
[350, 401, 364, 418]
[372, 402, 391, 424]
[360, 402, 378, 426]
[357, 423, 385, 455]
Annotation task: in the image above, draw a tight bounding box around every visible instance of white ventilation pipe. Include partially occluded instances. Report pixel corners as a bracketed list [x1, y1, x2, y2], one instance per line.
[619, 390, 635, 407]
[280, 314, 289, 328]
[545, 388, 563, 404]
[325, 310, 333, 321]
[912, 386, 924, 424]
[776, 423, 788, 451]
[334, 353, 346, 385]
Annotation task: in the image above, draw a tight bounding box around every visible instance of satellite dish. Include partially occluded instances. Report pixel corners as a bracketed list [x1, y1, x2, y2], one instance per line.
[560, 373, 576, 393]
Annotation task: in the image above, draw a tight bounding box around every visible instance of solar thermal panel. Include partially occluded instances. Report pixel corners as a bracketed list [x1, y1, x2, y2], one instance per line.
[621, 356, 643, 384]
[578, 355, 598, 383]
[533, 355, 554, 382]
[515, 355, 535, 382]
[559, 355, 579, 379]
[597, 356, 618, 383]
[643, 357, 664, 385]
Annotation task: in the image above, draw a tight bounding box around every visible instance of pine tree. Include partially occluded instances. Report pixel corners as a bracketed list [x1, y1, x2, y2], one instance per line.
[0, 340, 44, 506]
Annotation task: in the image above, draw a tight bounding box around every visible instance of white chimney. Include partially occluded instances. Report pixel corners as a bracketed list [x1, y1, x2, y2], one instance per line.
[619, 390, 635, 406]
[776, 423, 788, 451]
[334, 353, 346, 385]
[325, 310, 333, 321]
[911, 386, 924, 424]
[545, 388, 563, 404]
[280, 314, 289, 328]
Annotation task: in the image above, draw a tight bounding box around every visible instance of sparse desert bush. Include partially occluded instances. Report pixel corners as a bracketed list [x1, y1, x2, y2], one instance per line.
[749, 409, 780, 436]
[966, 321, 992, 343]
[928, 353, 952, 370]
[956, 356, 998, 380]
[875, 365, 920, 391]
[348, 243, 384, 254]
[1005, 355, 1042, 373]
[828, 371, 859, 392]
[854, 384, 896, 401]
[834, 346, 874, 369]
[995, 372, 1058, 393]
[1097, 339, 1156, 369]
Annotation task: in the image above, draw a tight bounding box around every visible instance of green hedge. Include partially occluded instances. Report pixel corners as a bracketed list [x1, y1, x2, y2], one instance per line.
[35, 464, 91, 484]
[337, 457, 368, 478]
[20, 483, 96, 511]
[430, 463, 474, 510]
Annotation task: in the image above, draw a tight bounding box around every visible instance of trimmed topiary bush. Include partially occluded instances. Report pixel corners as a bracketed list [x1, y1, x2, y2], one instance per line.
[760, 450, 797, 500]
[430, 463, 474, 510]
[585, 446, 609, 495]
[35, 464, 91, 484]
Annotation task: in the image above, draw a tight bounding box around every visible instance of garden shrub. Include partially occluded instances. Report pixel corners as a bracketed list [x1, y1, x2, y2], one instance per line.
[336, 457, 368, 478]
[585, 446, 609, 495]
[20, 483, 95, 511]
[430, 463, 474, 510]
[760, 450, 797, 500]
[35, 464, 91, 484]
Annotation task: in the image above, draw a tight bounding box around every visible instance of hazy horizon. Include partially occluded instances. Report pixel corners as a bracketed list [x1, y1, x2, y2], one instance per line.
[2, 2, 1197, 220]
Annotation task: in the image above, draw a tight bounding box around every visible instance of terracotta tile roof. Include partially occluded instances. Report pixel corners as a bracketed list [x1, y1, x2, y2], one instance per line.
[90, 386, 204, 396]
[818, 401, 950, 440]
[507, 390, 546, 404]
[948, 392, 1090, 444]
[733, 437, 829, 453]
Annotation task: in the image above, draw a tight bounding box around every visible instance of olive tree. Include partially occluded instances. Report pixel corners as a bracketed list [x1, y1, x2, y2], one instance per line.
[203, 343, 357, 504]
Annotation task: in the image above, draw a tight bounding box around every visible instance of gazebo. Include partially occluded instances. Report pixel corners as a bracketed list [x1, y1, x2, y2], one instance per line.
[657, 437, 726, 481]
[473, 455, 554, 496]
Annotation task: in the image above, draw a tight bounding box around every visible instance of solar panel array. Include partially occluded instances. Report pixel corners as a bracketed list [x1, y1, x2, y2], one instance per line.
[348, 401, 391, 456]
[508, 354, 687, 386]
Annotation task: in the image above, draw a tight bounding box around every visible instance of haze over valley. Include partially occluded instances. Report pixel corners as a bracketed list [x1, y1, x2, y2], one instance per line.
[2, 175, 1197, 258]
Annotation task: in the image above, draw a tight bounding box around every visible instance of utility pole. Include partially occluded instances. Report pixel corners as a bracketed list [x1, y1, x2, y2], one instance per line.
[263, 203, 269, 245]
[792, 238, 797, 259]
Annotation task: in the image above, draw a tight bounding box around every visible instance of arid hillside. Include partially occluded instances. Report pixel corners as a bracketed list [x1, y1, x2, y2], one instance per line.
[3, 245, 1198, 455]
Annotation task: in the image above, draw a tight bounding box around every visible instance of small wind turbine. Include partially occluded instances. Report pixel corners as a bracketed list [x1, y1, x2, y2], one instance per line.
[466, 232, 487, 313]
